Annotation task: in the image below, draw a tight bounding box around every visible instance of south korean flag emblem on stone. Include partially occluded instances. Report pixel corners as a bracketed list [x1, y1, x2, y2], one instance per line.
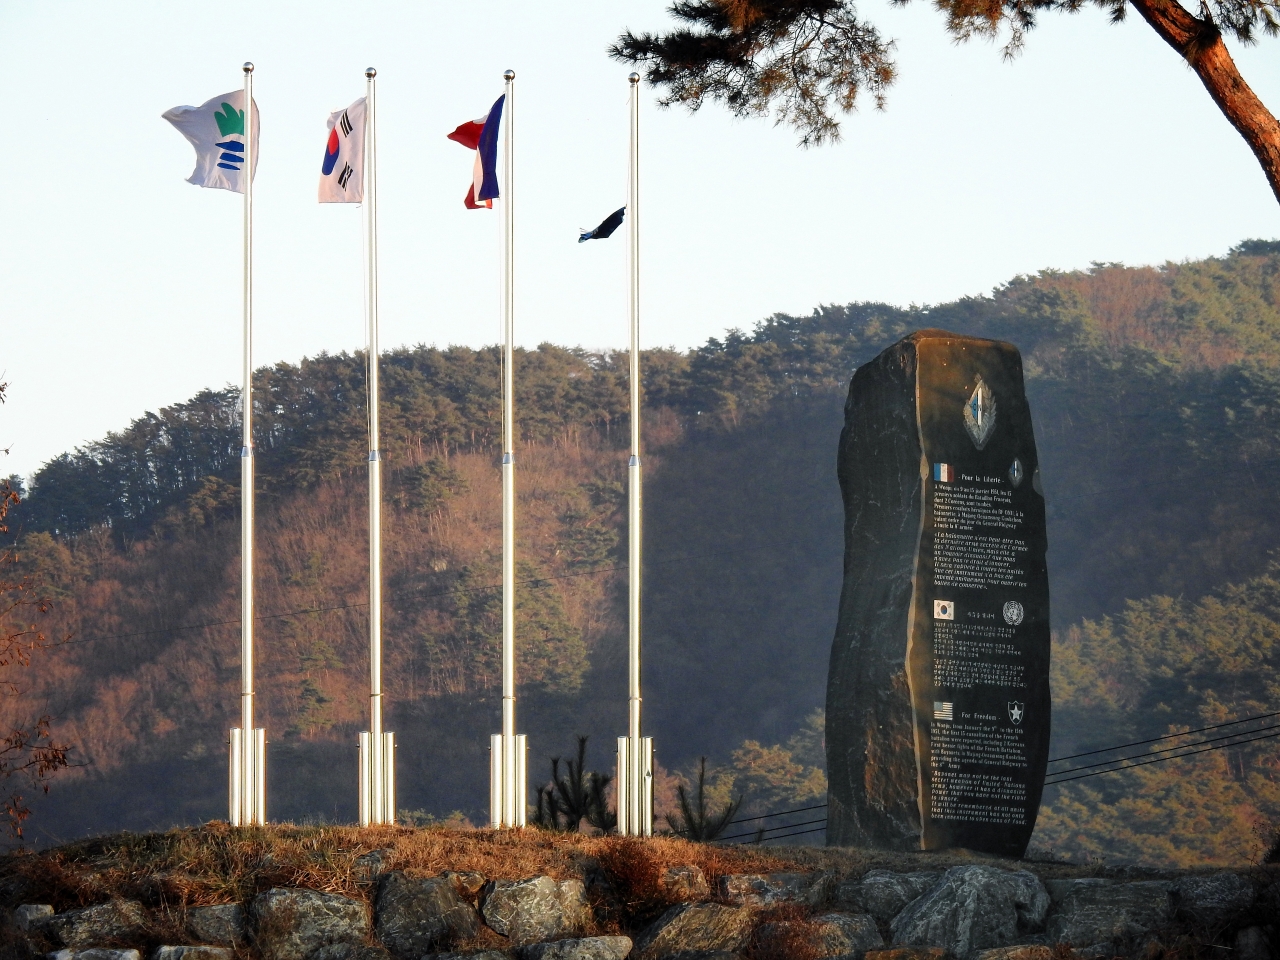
[1008, 701, 1025, 725]
[933, 600, 954, 620]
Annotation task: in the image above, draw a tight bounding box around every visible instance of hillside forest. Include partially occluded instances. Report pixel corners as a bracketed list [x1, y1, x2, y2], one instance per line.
[3, 240, 1280, 865]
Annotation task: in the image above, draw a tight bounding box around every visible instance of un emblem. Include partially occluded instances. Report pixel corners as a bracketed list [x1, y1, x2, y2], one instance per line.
[1003, 601, 1024, 625]
[963, 377, 997, 450]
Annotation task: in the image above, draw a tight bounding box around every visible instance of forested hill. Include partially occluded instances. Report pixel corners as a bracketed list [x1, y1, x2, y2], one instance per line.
[5, 240, 1280, 864]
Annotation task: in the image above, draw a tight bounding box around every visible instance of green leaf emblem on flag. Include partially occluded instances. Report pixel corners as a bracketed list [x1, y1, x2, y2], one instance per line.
[215, 102, 245, 137]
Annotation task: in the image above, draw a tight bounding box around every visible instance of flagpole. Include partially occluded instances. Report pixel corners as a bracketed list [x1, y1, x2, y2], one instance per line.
[617, 71, 653, 836]
[358, 66, 395, 827]
[230, 60, 265, 827]
[491, 67, 526, 829]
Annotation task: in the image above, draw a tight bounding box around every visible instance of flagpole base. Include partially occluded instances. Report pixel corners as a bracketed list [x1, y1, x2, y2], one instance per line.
[229, 727, 267, 826]
[358, 731, 396, 826]
[615, 736, 654, 836]
[489, 733, 527, 828]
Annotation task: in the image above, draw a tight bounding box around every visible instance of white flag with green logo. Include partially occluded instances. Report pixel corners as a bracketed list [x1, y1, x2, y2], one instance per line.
[162, 90, 260, 193]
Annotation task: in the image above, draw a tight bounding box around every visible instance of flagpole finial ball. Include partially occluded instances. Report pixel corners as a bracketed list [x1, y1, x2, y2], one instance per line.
[504, 69, 515, 82]
[629, 72, 640, 84]
[365, 67, 376, 78]
[243, 62, 254, 74]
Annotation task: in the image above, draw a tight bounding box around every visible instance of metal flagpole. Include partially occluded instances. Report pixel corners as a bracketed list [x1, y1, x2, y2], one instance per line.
[490, 68, 526, 829]
[359, 66, 395, 827]
[230, 61, 266, 827]
[617, 71, 654, 836]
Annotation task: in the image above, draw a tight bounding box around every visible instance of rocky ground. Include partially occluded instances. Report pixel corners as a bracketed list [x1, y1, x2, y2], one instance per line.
[0, 825, 1275, 960]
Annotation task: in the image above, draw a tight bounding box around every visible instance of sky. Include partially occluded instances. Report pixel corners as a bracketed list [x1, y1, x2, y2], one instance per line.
[3, 0, 1279, 482]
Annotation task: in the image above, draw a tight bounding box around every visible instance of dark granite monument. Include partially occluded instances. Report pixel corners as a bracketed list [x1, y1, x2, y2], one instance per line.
[826, 330, 1051, 857]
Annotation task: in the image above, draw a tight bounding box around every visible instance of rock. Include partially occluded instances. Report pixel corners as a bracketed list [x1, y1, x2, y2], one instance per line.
[1172, 873, 1254, 927]
[815, 913, 884, 957]
[185, 905, 246, 945]
[632, 903, 753, 960]
[374, 872, 479, 957]
[827, 331, 1052, 857]
[659, 866, 709, 901]
[422, 952, 512, 960]
[251, 888, 369, 960]
[353, 850, 392, 879]
[1235, 926, 1273, 960]
[662, 954, 739, 960]
[442, 871, 487, 899]
[857, 872, 944, 923]
[15, 906, 54, 931]
[1042, 880, 1108, 905]
[1044, 880, 1171, 948]
[518, 937, 632, 960]
[864, 950, 947, 960]
[308, 945, 391, 960]
[973, 948, 1054, 960]
[890, 866, 1050, 958]
[480, 877, 586, 947]
[47, 902, 148, 948]
[152, 948, 234, 960]
[755, 913, 883, 959]
[49, 950, 141, 960]
[716, 872, 833, 907]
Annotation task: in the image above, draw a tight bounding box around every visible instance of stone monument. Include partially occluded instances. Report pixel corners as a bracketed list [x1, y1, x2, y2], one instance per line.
[826, 330, 1051, 856]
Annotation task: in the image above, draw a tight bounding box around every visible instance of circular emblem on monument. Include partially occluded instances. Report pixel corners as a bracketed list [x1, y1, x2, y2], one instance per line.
[1003, 600, 1024, 625]
[1009, 458, 1024, 487]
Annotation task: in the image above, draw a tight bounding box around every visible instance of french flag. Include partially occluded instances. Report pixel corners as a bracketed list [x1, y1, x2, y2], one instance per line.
[933, 463, 954, 483]
[447, 94, 504, 209]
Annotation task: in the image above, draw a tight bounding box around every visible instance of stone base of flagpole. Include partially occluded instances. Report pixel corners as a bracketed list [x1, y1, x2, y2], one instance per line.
[228, 727, 266, 825]
[358, 731, 395, 826]
[616, 736, 654, 836]
[489, 733, 527, 828]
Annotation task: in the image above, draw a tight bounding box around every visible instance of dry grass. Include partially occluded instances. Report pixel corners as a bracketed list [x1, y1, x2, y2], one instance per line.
[0, 823, 796, 915]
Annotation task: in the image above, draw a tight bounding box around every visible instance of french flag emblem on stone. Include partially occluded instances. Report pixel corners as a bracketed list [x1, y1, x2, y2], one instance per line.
[933, 463, 954, 482]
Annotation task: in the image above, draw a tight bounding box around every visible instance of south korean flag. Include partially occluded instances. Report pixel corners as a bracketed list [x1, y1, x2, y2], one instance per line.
[318, 98, 367, 203]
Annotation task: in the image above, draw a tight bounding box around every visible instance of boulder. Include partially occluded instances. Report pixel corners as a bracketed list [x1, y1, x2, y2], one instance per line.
[185, 905, 245, 945]
[308, 945, 392, 960]
[480, 877, 587, 947]
[1044, 880, 1171, 948]
[716, 872, 833, 907]
[972, 948, 1054, 960]
[755, 912, 883, 959]
[49, 950, 141, 960]
[890, 866, 1049, 958]
[864, 950, 947, 960]
[47, 902, 148, 948]
[814, 913, 884, 957]
[422, 952, 512, 960]
[152, 948, 234, 960]
[661, 954, 739, 960]
[442, 871, 487, 899]
[1235, 926, 1273, 960]
[659, 866, 709, 902]
[353, 850, 392, 880]
[374, 872, 479, 957]
[632, 903, 753, 960]
[1172, 873, 1254, 927]
[250, 888, 369, 960]
[518, 937, 632, 960]
[15, 906, 54, 932]
[856, 872, 943, 923]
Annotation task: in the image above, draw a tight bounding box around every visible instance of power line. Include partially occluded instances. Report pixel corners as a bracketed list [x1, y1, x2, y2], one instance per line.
[1045, 727, 1280, 785]
[743, 824, 828, 844]
[721, 803, 827, 827]
[1046, 721, 1280, 777]
[717, 816, 828, 843]
[1048, 711, 1280, 763]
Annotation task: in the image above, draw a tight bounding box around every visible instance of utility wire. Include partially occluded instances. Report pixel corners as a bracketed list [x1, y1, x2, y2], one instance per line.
[721, 803, 827, 826]
[741, 824, 828, 845]
[1048, 711, 1280, 763]
[717, 816, 829, 843]
[1046, 721, 1280, 777]
[1045, 727, 1280, 785]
